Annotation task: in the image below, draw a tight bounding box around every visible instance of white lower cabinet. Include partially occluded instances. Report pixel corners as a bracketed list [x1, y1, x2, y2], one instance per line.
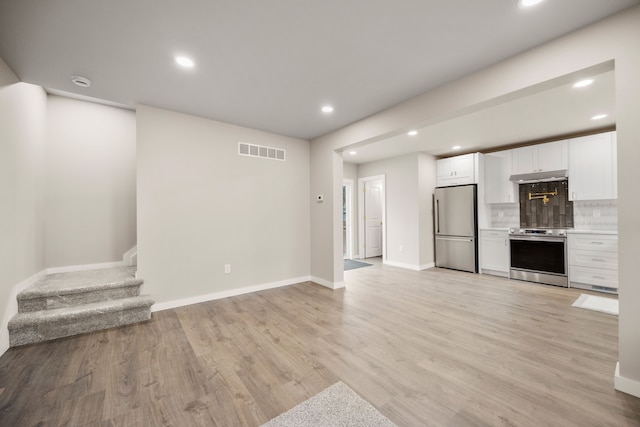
[568, 232, 618, 293]
[480, 229, 509, 277]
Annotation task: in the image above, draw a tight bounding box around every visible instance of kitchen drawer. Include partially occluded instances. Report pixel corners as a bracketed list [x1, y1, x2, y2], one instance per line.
[480, 230, 508, 238]
[570, 249, 618, 270]
[570, 265, 618, 289]
[568, 234, 618, 253]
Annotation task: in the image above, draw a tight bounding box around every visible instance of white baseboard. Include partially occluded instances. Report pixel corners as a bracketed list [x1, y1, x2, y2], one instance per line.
[383, 259, 421, 271]
[310, 276, 345, 290]
[46, 260, 126, 275]
[420, 262, 435, 270]
[615, 362, 640, 398]
[0, 269, 47, 357]
[383, 260, 435, 271]
[152, 276, 312, 312]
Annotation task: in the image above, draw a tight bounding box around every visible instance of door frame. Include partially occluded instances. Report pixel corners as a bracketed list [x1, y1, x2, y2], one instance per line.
[343, 179, 354, 260]
[357, 174, 386, 261]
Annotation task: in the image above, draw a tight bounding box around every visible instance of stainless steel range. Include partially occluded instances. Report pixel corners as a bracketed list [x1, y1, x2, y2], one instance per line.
[509, 228, 568, 287]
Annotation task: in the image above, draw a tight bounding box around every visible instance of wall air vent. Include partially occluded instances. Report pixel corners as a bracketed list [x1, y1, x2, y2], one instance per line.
[238, 142, 286, 161]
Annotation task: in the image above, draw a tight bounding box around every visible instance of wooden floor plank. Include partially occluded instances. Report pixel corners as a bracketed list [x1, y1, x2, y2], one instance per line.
[1, 258, 639, 426]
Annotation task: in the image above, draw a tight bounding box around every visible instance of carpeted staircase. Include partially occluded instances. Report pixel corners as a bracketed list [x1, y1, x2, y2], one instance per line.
[8, 267, 154, 347]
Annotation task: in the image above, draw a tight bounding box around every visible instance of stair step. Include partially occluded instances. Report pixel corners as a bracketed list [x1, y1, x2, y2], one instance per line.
[17, 267, 142, 312]
[8, 295, 154, 347]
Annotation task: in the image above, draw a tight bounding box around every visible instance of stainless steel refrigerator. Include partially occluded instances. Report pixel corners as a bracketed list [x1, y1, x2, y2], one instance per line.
[434, 184, 478, 273]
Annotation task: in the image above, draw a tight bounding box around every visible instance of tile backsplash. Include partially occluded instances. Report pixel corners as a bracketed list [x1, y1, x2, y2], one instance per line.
[519, 180, 573, 228]
[490, 199, 617, 230]
[573, 199, 618, 230]
[490, 203, 520, 228]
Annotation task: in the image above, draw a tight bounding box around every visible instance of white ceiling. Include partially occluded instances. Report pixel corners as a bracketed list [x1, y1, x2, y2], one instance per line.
[345, 67, 616, 163]
[0, 1, 636, 141]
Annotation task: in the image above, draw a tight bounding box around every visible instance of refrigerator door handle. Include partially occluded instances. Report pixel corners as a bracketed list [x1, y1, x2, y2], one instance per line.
[436, 199, 440, 234]
[436, 236, 474, 242]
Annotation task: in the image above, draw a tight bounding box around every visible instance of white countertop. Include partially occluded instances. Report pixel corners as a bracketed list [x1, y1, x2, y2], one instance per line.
[567, 229, 618, 235]
[481, 227, 618, 235]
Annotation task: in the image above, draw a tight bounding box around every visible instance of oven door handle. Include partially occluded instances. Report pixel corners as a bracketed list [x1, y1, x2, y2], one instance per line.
[509, 236, 566, 243]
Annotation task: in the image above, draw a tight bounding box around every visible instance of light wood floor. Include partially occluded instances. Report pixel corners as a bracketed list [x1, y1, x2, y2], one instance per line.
[1, 260, 639, 426]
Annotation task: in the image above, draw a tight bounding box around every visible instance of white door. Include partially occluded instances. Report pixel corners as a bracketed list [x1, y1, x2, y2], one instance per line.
[364, 180, 383, 258]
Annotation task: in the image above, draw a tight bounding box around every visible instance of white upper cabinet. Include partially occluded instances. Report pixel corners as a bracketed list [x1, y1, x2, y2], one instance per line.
[511, 140, 568, 175]
[436, 153, 476, 187]
[568, 131, 617, 201]
[484, 149, 517, 204]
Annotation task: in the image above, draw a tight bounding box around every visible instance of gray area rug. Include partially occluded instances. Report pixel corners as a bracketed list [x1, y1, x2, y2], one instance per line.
[261, 381, 396, 427]
[344, 259, 372, 271]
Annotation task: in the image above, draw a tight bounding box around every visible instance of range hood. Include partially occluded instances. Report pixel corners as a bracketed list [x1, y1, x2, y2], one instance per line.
[509, 169, 567, 183]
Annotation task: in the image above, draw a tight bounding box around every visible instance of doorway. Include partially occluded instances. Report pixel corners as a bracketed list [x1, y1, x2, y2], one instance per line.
[343, 179, 354, 259]
[358, 175, 385, 260]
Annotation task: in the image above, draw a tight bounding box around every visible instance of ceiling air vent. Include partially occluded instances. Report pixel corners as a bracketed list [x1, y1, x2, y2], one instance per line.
[238, 142, 286, 161]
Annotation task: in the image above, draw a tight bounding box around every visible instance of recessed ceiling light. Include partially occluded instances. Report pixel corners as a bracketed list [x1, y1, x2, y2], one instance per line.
[573, 79, 594, 88]
[175, 56, 195, 68]
[407, 130, 418, 136]
[452, 145, 461, 150]
[321, 106, 334, 113]
[518, 0, 544, 7]
[70, 75, 91, 88]
[349, 151, 357, 155]
[591, 114, 608, 120]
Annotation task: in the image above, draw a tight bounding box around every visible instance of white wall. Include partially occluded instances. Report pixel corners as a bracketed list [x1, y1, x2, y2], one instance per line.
[343, 162, 357, 181]
[418, 153, 436, 267]
[137, 105, 311, 305]
[0, 57, 47, 353]
[310, 7, 640, 395]
[358, 154, 420, 268]
[45, 96, 137, 267]
[354, 152, 437, 270]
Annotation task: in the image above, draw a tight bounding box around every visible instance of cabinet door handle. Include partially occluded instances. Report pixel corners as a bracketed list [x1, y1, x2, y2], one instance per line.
[592, 275, 606, 280]
[590, 242, 604, 245]
[592, 258, 606, 262]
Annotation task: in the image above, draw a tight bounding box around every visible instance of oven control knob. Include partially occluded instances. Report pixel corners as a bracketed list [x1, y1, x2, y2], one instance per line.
[519, 229, 524, 234]
[558, 230, 566, 236]
[546, 229, 552, 234]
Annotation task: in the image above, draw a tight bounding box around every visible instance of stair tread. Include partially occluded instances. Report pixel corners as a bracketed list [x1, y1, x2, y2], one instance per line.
[18, 266, 142, 300]
[9, 295, 154, 328]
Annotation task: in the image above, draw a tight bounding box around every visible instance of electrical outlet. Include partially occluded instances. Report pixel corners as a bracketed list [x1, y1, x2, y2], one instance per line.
[224, 264, 231, 274]
[593, 209, 601, 218]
